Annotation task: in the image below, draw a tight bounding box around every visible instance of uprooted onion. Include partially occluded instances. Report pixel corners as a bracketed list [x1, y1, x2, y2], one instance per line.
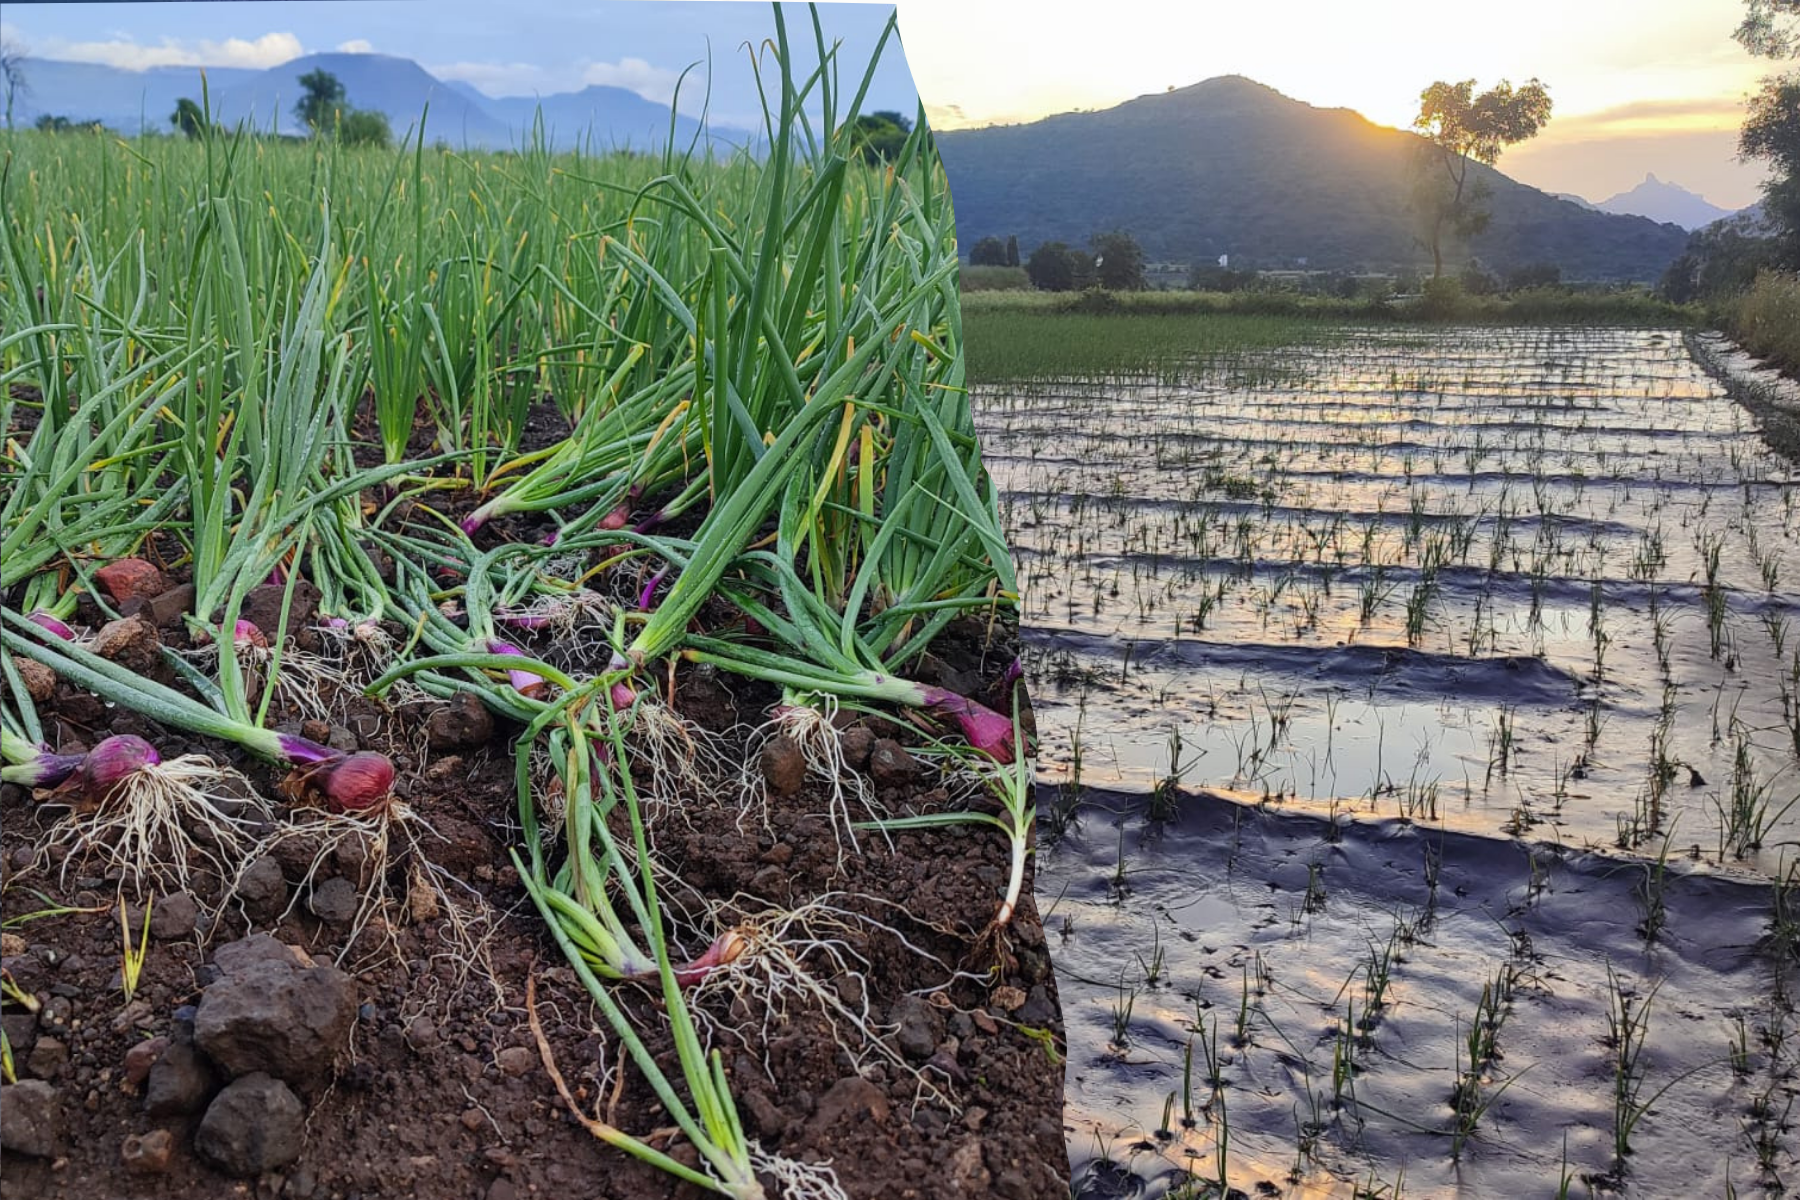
[308, 751, 396, 814]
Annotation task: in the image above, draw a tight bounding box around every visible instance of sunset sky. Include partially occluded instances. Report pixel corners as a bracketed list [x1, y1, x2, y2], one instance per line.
[1, 0, 1778, 209]
[894, 0, 1778, 210]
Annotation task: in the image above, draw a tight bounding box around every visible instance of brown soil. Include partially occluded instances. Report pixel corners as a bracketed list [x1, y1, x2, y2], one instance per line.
[0, 407, 1069, 1198]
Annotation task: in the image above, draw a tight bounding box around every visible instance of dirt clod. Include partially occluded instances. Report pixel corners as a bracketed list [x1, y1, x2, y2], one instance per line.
[235, 856, 288, 924]
[890, 995, 942, 1061]
[810, 1074, 890, 1131]
[0, 1080, 61, 1157]
[13, 657, 55, 703]
[121, 1128, 175, 1174]
[144, 1036, 217, 1117]
[92, 617, 161, 674]
[869, 739, 921, 790]
[760, 734, 808, 796]
[144, 583, 197, 630]
[122, 1036, 168, 1088]
[26, 1034, 69, 1080]
[495, 1046, 535, 1078]
[840, 724, 875, 770]
[95, 559, 171, 606]
[193, 938, 356, 1090]
[425, 692, 494, 751]
[306, 878, 358, 926]
[241, 581, 321, 640]
[194, 1073, 305, 1177]
[150, 892, 199, 940]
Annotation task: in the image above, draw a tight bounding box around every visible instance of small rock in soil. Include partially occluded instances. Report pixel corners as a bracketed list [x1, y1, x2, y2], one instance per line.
[13, 656, 55, 702]
[211, 933, 307, 976]
[495, 1045, 535, 1077]
[0, 1080, 60, 1156]
[235, 855, 288, 924]
[144, 582, 197, 630]
[404, 1015, 439, 1052]
[150, 891, 199, 940]
[948, 1140, 991, 1194]
[425, 691, 494, 750]
[144, 1038, 218, 1116]
[123, 1036, 168, 1087]
[990, 985, 1027, 1013]
[26, 1034, 69, 1080]
[194, 937, 356, 1089]
[241, 580, 321, 639]
[760, 734, 807, 797]
[741, 1090, 787, 1138]
[840, 725, 875, 770]
[1018, 984, 1058, 1026]
[889, 995, 942, 1062]
[95, 558, 172, 605]
[808, 1075, 889, 1131]
[121, 1127, 176, 1174]
[868, 739, 921, 789]
[307, 877, 359, 926]
[92, 616, 162, 673]
[1, 1011, 37, 1057]
[194, 1072, 305, 1177]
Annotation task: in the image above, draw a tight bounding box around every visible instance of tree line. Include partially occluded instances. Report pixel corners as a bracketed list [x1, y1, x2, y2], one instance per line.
[170, 69, 392, 147]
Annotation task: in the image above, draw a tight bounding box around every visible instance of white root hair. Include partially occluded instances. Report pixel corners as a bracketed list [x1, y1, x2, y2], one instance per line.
[749, 1144, 848, 1200]
[41, 755, 267, 898]
[685, 894, 957, 1113]
[738, 699, 889, 871]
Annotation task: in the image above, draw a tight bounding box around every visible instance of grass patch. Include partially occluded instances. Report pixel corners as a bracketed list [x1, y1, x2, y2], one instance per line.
[964, 286, 1706, 383]
[1729, 271, 1800, 377]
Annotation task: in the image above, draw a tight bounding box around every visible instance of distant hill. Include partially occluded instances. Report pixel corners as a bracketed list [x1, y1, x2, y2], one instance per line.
[9, 53, 705, 151]
[204, 52, 513, 144]
[481, 85, 702, 152]
[935, 76, 1691, 282]
[1595, 173, 1733, 230]
[1551, 192, 1597, 210]
[10, 59, 261, 131]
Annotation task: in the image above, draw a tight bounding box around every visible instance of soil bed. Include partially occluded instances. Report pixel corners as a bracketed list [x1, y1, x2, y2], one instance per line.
[0, 476, 1069, 1199]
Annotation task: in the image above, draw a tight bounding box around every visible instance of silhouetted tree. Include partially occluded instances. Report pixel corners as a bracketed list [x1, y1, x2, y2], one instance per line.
[171, 97, 209, 139]
[969, 236, 1008, 266]
[848, 109, 911, 164]
[339, 107, 392, 149]
[1737, 2, 1800, 266]
[1504, 262, 1562, 290]
[1005, 235, 1020, 267]
[34, 114, 105, 134]
[1090, 229, 1147, 290]
[1737, 0, 1800, 56]
[295, 68, 347, 134]
[1409, 78, 1553, 277]
[1026, 241, 1079, 291]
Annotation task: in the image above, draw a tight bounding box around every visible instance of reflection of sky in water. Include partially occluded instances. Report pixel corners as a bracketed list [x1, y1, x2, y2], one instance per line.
[976, 328, 1800, 870]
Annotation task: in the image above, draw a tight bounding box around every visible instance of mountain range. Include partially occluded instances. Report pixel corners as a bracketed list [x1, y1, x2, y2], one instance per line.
[934, 77, 1694, 282]
[1591, 173, 1733, 230]
[10, 52, 705, 151]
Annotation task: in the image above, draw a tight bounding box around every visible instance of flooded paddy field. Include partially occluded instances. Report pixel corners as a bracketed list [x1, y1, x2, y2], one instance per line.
[973, 326, 1800, 1195]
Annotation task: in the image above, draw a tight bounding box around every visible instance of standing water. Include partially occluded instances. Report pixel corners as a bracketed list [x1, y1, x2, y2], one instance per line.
[976, 326, 1800, 1196]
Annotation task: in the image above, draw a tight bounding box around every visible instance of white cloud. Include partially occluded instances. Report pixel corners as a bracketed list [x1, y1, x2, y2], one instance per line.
[430, 60, 560, 97]
[336, 39, 374, 55]
[15, 30, 303, 71]
[581, 57, 683, 104]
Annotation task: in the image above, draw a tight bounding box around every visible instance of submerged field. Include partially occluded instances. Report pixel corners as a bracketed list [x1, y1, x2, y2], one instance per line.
[973, 324, 1800, 1195]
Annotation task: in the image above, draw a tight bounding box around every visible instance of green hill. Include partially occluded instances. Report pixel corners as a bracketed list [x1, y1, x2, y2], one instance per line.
[935, 76, 1690, 282]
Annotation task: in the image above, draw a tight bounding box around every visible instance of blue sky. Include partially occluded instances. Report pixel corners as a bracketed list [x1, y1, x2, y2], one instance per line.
[0, 1, 919, 130]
